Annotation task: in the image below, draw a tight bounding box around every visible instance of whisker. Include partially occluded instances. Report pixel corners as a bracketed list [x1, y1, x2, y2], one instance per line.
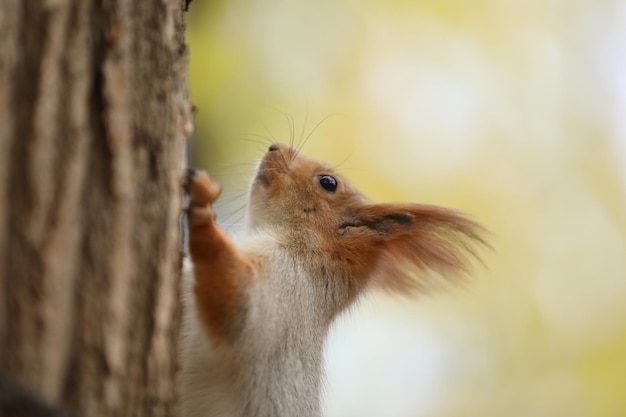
[294, 114, 335, 158]
[297, 101, 309, 154]
[214, 191, 249, 206]
[330, 148, 355, 171]
[207, 162, 258, 173]
[237, 134, 275, 148]
[258, 120, 289, 168]
[219, 162, 260, 168]
[219, 203, 248, 223]
[262, 117, 289, 168]
[261, 122, 278, 147]
[272, 108, 295, 162]
[284, 111, 296, 162]
[257, 166, 281, 172]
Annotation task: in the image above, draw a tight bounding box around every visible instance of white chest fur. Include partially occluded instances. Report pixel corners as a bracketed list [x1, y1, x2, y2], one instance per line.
[180, 233, 328, 417]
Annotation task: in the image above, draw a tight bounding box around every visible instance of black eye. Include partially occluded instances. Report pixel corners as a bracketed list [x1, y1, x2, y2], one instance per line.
[318, 175, 338, 193]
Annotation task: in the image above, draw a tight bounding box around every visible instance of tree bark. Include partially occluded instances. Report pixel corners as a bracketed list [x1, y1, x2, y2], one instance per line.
[0, 0, 191, 416]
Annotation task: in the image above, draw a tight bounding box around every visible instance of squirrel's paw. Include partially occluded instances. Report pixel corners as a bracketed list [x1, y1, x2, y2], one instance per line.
[185, 169, 222, 227]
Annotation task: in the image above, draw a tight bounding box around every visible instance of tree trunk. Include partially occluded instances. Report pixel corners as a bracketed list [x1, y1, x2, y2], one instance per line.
[0, 0, 191, 416]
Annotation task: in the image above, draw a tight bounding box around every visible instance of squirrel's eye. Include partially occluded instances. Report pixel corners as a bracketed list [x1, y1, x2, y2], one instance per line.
[318, 175, 338, 193]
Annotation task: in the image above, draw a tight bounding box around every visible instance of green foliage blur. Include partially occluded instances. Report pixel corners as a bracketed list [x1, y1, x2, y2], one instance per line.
[186, 1, 626, 416]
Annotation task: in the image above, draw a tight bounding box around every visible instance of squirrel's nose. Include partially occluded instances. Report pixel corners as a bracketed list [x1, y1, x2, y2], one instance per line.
[268, 144, 279, 152]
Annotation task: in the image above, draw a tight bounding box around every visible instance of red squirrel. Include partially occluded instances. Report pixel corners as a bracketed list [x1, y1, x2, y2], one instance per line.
[180, 142, 486, 417]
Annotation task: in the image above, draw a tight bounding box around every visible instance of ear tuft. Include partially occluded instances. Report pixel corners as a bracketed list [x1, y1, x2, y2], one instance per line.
[341, 203, 489, 295]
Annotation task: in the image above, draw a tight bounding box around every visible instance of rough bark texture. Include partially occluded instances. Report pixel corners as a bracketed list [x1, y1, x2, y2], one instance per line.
[0, 0, 191, 416]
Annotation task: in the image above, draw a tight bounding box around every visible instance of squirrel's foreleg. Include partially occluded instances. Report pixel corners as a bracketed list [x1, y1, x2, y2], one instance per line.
[185, 170, 253, 343]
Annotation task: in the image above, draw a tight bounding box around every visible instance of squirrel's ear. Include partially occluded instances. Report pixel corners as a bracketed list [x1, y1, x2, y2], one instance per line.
[338, 203, 487, 294]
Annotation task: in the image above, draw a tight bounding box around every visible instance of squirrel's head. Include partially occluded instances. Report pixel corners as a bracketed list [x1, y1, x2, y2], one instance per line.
[249, 142, 365, 232]
[248, 142, 487, 296]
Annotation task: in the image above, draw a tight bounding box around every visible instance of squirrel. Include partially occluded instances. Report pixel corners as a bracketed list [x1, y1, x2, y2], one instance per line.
[180, 142, 486, 417]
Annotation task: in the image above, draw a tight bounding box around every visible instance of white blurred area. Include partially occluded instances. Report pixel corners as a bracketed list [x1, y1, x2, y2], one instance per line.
[187, 0, 626, 415]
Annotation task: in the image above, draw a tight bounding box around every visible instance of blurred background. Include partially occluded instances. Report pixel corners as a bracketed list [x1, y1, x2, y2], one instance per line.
[186, 0, 626, 416]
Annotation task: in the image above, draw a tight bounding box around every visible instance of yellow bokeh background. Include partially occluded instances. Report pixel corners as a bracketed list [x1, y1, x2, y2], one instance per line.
[186, 1, 626, 415]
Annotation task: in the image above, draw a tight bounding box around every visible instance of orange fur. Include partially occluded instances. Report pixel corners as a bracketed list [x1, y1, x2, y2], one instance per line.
[336, 203, 487, 293]
[186, 170, 253, 343]
[186, 144, 487, 338]
[182, 143, 488, 417]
